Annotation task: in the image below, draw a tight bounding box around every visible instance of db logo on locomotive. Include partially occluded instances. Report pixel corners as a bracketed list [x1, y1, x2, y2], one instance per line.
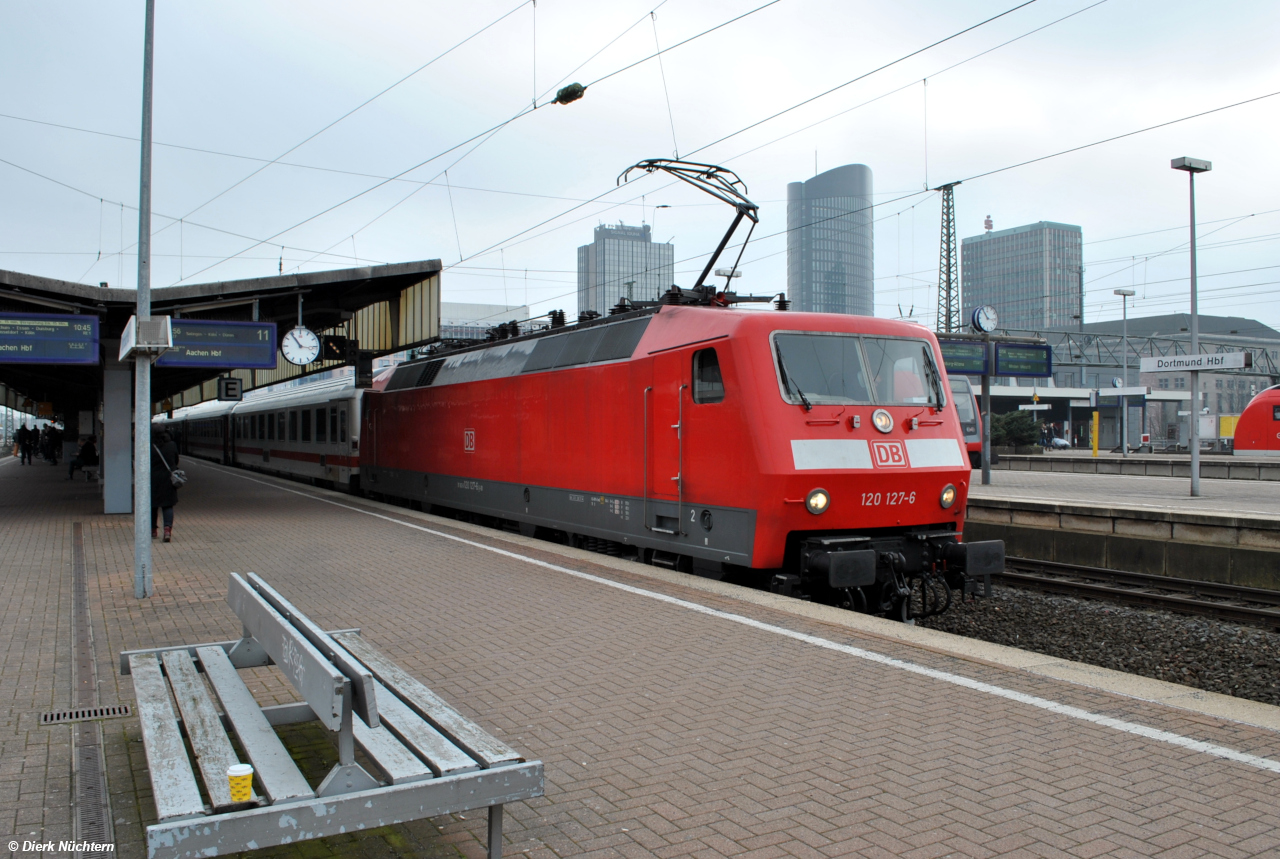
[871, 440, 909, 468]
[463, 429, 476, 452]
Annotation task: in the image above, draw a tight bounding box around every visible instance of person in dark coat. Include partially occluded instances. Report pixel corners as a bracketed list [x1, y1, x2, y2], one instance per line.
[151, 429, 181, 542]
[68, 436, 99, 480]
[17, 424, 34, 465]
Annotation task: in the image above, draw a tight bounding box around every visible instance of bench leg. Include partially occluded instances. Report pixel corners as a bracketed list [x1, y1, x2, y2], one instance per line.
[488, 804, 503, 859]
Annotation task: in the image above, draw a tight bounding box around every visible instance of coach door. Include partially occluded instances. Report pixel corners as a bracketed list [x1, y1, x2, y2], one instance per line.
[646, 351, 687, 531]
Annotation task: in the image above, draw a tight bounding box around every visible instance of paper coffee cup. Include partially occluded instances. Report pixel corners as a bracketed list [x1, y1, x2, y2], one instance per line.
[227, 763, 254, 802]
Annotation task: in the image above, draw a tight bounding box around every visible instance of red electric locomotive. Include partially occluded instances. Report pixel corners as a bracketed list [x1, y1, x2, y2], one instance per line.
[1233, 384, 1280, 456]
[363, 295, 1002, 620]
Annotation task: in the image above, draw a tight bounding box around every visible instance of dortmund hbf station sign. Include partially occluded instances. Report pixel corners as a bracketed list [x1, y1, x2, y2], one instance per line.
[0, 312, 99, 364]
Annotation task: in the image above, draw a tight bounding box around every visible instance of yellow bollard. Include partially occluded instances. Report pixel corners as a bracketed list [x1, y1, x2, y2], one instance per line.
[1092, 410, 1100, 458]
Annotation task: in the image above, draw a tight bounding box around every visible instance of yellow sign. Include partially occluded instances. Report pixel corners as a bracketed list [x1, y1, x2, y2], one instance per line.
[36, 402, 53, 418]
[1219, 414, 1240, 438]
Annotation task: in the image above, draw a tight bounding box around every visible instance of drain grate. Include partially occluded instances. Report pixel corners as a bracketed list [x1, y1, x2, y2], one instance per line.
[42, 704, 132, 725]
[75, 724, 111, 843]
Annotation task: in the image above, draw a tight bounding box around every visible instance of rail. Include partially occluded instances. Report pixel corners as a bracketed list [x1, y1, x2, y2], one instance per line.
[998, 557, 1280, 629]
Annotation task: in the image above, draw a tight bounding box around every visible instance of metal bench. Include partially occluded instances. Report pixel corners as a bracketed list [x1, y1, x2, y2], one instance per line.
[121, 573, 543, 859]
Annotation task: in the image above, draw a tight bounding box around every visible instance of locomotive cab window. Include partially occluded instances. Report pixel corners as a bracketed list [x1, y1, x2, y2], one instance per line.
[692, 348, 725, 404]
[1274, 405, 1280, 421]
[772, 332, 944, 407]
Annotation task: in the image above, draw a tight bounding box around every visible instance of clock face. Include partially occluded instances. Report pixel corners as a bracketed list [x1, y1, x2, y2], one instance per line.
[972, 305, 999, 333]
[281, 326, 321, 366]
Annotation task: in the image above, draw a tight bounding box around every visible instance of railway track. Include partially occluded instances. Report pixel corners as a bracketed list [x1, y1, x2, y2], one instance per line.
[998, 558, 1280, 630]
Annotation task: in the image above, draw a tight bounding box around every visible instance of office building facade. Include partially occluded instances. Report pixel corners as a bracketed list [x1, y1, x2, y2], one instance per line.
[786, 164, 874, 315]
[577, 224, 674, 317]
[961, 221, 1082, 331]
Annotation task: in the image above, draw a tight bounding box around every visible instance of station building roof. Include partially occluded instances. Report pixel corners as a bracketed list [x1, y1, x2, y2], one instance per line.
[0, 260, 441, 419]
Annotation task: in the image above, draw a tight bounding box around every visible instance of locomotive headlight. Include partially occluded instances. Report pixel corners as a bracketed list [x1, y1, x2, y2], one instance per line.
[940, 484, 957, 509]
[805, 488, 830, 515]
[872, 409, 893, 433]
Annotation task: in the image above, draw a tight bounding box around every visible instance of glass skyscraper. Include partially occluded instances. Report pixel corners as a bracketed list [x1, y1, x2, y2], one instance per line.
[961, 221, 1082, 331]
[786, 164, 874, 315]
[577, 224, 674, 317]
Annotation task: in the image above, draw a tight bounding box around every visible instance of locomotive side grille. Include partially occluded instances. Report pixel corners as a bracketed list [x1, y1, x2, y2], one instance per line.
[591, 317, 650, 362]
[556, 327, 607, 367]
[415, 359, 445, 387]
[384, 364, 423, 391]
[523, 335, 568, 372]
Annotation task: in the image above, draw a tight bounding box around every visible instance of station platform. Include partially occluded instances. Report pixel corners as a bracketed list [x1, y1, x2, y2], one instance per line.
[993, 452, 1280, 483]
[5, 455, 1280, 858]
[967, 471, 1280, 587]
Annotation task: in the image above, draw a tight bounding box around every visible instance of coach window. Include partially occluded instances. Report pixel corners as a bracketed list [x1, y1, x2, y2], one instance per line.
[289, 411, 299, 441]
[278, 412, 286, 440]
[330, 407, 338, 441]
[266, 413, 274, 440]
[315, 407, 326, 443]
[692, 348, 725, 403]
[301, 409, 312, 442]
[339, 409, 348, 443]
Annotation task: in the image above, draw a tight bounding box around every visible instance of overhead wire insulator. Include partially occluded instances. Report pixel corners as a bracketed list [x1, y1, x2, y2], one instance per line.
[555, 83, 586, 105]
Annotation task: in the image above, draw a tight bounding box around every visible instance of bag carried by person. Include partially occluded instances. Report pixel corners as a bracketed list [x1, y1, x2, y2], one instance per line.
[154, 444, 188, 487]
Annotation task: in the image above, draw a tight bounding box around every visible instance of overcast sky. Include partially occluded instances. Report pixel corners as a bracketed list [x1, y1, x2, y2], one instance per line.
[4, 0, 1279, 332]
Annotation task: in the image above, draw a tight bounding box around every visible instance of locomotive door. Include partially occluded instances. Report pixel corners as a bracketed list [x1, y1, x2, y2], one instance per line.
[646, 351, 687, 532]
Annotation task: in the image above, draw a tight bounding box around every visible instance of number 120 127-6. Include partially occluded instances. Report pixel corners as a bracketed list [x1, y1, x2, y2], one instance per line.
[861, 491, 916, 506]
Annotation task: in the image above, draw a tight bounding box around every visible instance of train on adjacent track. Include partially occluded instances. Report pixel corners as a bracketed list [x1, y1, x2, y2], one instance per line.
[160, 296, 1002, 622]
[1233, 383, 1280, 456]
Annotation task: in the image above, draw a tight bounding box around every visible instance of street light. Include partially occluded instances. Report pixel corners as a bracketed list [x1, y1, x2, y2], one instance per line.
[1114, 288, 1135, 457]
[1171, 156, 1211, 497]
[650, 204, 671, 244]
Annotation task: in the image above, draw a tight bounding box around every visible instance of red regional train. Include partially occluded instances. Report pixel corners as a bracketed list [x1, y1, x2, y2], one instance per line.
[161, 301, 1002, 621]
[1233, 384, 1280, 456]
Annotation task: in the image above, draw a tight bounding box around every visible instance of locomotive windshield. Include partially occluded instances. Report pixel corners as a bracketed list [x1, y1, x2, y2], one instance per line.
[773, 333, 944, 407]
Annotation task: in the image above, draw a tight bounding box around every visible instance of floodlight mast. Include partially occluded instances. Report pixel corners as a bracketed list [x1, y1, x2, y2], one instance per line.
[619, 159, 760, 291]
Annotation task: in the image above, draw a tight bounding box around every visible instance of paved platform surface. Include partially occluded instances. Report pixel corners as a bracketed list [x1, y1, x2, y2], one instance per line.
[5, 454, 1280, 858]
[970, 469, 1280, 520]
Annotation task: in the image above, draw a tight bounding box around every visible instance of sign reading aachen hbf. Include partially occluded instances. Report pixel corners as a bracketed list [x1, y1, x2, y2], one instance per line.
[0, 311, 99, 364]
[1138, 353, 1251, 373]
[155, 320, 277, 369]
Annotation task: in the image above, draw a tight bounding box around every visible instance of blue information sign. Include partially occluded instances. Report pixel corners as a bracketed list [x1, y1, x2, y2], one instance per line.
[938, 339, 989, 375]
[994, 343, 1053, 378]
[155, 320, 278, 369]
[0, 312, 99, 364]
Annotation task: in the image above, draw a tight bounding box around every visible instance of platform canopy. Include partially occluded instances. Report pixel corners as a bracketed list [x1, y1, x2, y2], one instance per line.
[0, 260, 441, 420]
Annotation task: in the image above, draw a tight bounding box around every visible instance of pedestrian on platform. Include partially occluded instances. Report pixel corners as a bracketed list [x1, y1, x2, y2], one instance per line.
[151, 429, 182, 542]
[68, 436, 98, 480]
[45, 424, 62, 465]
[17, 424, 34, 465]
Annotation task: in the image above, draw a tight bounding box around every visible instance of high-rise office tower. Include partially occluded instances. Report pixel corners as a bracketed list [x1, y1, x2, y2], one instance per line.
[786, 164, 874, 315]
[961, 221, 1082, 331]
[577, 224, 674, 317]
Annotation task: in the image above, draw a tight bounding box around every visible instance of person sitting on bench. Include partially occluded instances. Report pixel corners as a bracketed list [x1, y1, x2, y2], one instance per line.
[68, 436, 98, 480]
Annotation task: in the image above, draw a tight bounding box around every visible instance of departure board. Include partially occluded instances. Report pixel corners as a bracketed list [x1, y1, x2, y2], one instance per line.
[994, 344, 1053, 377]
[155, 320, 278, 369]
[0, 312, 99, 364]
[937, 340, 988, 375]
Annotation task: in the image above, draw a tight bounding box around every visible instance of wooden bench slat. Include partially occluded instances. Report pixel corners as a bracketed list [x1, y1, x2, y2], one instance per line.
[196, 646, 315, 804]
[370, 678, 479, 776]
[162, 651, 258, 810]
[335, 633, 522, 769]
[226, 574, 347, 731]
[128, 654, 206, 821]
[244, 573, 379, 729]
[352, 716, 433, 785]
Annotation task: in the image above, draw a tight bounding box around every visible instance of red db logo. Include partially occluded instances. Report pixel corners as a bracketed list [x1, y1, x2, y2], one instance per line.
[871, 440, 908, 468]
[463, 429, 475, 452]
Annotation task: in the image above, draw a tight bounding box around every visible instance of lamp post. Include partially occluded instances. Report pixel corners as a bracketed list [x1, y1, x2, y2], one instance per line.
[134, 0, 156, 598]
[1171, 156, 1211, 497]
[1114, 288, 1135, 457]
